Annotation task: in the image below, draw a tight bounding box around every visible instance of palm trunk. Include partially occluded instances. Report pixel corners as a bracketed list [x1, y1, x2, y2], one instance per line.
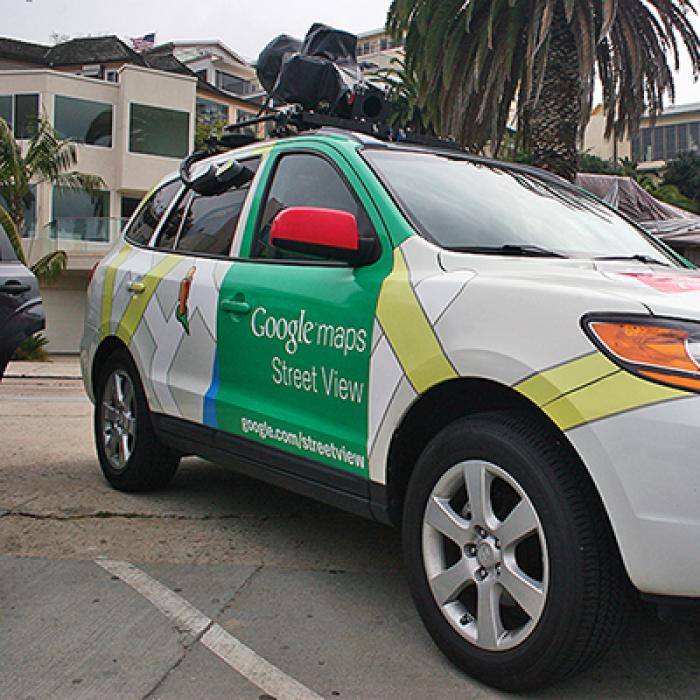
[527, 3, 580, 181]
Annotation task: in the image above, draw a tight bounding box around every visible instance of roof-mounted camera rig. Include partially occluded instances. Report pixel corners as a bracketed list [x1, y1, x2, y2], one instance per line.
[182, 24, 463, 186]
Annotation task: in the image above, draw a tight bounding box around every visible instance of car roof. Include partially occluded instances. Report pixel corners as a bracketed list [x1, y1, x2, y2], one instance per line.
[163, 126, 570, 191]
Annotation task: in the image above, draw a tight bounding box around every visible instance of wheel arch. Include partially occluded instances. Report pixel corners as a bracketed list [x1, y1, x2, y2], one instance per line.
[384, 377, 612, 535]
[90, 335, 131, 398]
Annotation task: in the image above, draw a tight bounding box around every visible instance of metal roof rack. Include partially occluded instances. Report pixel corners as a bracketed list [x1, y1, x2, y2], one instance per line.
[213, 107, 467, 154]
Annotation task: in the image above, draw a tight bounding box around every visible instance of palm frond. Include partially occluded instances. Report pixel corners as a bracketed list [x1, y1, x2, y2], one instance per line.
[0, 204, 27, 265]
[31, 250, 67, 286]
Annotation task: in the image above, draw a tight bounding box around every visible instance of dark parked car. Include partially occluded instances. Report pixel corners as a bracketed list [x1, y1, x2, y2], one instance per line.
[0, 226, 44, 379]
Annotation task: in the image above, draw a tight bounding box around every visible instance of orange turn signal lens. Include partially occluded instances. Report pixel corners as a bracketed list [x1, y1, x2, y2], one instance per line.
[589, 322, 700, 373]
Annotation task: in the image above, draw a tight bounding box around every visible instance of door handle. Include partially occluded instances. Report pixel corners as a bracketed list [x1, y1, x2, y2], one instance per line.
[0, 280, 31, 295]
[128, 281, 146, 294]
[221, 298, 251, 315]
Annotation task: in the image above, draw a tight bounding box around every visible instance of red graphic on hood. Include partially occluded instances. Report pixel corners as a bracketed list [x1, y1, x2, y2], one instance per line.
[619, 272, 700, 294]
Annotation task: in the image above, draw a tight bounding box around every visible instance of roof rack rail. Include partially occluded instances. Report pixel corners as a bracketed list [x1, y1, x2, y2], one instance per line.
[210, 108, 467, 154]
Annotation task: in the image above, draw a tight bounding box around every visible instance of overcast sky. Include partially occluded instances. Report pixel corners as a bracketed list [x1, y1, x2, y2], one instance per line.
[6, 0, 700, 104]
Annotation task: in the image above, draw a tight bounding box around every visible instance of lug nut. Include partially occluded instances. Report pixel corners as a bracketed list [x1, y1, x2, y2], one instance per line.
[465, 544, 477, 557]
[495, 563, 501, 576]
[459, 612, 473, 625]
[477, 567, 487, 580]
[477, 527, 487, 538]
[494, 538, 501, 549]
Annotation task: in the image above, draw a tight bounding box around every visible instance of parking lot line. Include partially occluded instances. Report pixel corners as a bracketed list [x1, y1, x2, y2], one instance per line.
[95, 559, 324, 700]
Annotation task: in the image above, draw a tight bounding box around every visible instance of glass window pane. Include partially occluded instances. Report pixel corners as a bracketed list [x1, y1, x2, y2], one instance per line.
[641, 128, 652, 161]
[55, 95, 113, 147]
[664, 125, 676, 159]
[120, 196, 142, 220]
[175, 157, 259, 256]
[155, 192, 190, 250]
[0, 95, 11, 128]
[365, 150, 675, 262]
[14, 94, 39, 139]
[129, 103, 189, 158]
[690, 122, 700, 152]
[51, 187, 109, 241]
[196, 97, 228, 124]
[631, 133, 641, 162]
[125, 180, 180, 246]
[678, 123, 688, 152]
[253, 153, 372, 260]
[652, 126, 664, 160]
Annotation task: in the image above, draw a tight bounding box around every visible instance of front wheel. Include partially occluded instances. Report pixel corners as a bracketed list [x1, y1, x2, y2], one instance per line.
[402, 411, 626, 691]
[94, 349, 180, 492]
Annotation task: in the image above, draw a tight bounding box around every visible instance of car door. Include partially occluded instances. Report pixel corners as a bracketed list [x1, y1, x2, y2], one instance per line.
[214, 145, 393, 478]
[102, 159, 261, 427]
[0, 227, 44, 377]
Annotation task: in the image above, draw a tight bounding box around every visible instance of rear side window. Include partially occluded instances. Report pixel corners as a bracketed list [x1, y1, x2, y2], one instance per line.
[175, 187, 250, 256]
[125, 180, 181, 246]
[156, 157, 260, 256]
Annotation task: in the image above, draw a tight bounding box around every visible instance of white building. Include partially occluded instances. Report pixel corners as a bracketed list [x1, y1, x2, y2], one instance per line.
[0, 35, 265, 352]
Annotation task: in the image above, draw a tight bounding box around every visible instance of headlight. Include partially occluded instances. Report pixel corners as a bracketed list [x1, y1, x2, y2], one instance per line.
[582, 315, 700, 393]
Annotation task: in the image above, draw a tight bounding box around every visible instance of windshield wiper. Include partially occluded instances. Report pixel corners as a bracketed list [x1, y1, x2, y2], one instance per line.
[593, 254, 671, 266]
[447, 244, 568, 258]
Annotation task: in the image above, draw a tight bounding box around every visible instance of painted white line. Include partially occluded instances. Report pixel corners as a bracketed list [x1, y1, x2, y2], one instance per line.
[95, 559, 324, 700]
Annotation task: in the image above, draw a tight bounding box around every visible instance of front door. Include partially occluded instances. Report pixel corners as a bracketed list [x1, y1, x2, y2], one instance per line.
[214, 147, 392, 478]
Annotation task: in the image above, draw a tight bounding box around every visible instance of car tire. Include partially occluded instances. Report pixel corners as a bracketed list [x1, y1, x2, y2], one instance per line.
[402, 411, 626, 691]
[94, 349, 180, 492]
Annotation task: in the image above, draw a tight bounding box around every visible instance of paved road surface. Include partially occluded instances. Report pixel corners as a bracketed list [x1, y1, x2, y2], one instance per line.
[1, 370, 699, 699]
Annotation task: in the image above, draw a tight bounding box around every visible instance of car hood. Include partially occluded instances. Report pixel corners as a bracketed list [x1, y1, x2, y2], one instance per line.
[439, 252, 700, 321]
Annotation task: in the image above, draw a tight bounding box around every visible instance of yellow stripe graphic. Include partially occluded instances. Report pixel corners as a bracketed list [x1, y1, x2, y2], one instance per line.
[376, 247, 457, 393]
[115, 255, 183, 346]
[543, 370, 688, 431]
[516, 352, 690, 431]
[516, 352, 619, 406]
[100, 243, 133, 340]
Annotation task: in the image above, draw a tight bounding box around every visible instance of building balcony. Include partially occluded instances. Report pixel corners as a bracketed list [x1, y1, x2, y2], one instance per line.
[23, 217, 127, 271]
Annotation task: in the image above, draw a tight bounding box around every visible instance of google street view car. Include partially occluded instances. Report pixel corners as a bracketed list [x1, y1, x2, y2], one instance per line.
[81, 25, 700, 692]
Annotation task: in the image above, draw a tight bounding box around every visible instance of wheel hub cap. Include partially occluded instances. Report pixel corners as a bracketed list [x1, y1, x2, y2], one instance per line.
[422, 460, 549, 652]
[101, 369, 136, 471]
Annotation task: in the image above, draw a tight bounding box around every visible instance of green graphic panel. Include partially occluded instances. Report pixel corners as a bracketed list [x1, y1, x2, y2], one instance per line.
[214, 140, 392, 476]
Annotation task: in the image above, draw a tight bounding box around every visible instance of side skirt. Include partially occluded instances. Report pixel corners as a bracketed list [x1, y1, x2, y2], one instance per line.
[152, 414, 391, 523]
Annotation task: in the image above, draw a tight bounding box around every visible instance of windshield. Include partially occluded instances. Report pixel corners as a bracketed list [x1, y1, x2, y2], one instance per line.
[364, 149, 678, 264]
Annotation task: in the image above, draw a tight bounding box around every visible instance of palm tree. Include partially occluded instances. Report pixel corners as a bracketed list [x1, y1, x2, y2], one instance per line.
[370, 57, 433, 133]
[0, 115, 103, 282]
[387, 0, 700, 181]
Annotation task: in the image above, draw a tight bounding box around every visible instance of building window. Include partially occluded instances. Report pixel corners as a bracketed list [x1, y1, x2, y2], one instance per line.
[195, 69, 208, 82]
[120, 195, 143, 221]
[635, 121, 700, 162]
[196, 97, 229, 125]
[105, 70, 119, 83]
[215, 71, 256, 95]
[380, 37, 389, 51]
[54, 95, 113, 147]
[0, 93, 39, 139]
[129, 103, 189, 159]
[51, 187, 110, 241]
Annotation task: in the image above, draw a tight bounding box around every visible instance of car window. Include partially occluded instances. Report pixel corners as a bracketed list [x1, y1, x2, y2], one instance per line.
[173, 157, 260, 257]
[364, 149, 677, 263]
[156, 157, 259, 255]
[251, 153, 375, 261]
[124, 180, 181, 246]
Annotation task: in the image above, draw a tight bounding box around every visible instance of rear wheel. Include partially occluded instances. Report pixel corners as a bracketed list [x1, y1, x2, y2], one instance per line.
[402, 411, 626, 691]
[94, 349, 179, 491]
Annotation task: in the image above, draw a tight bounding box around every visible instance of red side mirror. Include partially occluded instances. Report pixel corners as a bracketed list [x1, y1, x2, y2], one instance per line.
[270, 207, 374, 265]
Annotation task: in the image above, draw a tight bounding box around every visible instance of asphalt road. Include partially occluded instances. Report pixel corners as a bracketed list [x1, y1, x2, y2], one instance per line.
[1, 371, 699, 699]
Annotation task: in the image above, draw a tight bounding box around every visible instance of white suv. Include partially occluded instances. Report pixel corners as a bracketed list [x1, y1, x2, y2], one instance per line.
[82, 129, 700, 690]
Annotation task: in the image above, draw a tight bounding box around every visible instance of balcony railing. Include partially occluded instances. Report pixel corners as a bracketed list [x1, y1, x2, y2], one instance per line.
[45, 217, 127, 242]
